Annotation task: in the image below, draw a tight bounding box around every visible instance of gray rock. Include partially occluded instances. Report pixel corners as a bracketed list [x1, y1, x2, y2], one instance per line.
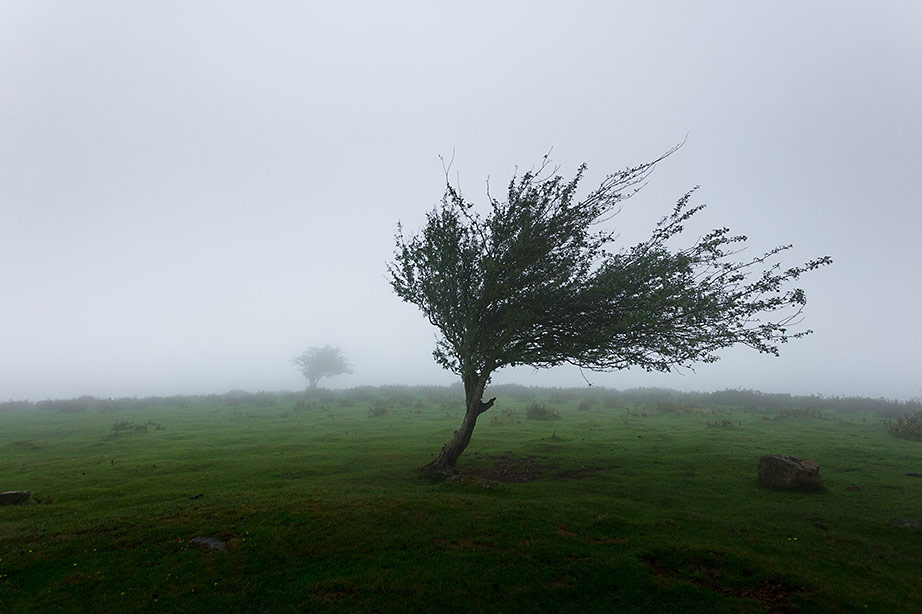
[191, 537, 228, 551]
[0, 491, 31, 505]
[758, 455, 822, 491]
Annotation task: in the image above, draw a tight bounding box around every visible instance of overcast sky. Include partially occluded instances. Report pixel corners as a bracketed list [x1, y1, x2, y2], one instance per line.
[2, 1, 920, 401]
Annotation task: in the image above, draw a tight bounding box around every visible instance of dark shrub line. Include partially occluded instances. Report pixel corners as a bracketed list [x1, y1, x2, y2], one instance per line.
[3, 385, 919, 419]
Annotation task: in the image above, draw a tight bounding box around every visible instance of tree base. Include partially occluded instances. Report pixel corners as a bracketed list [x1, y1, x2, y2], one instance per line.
[419, 459, 459, 479]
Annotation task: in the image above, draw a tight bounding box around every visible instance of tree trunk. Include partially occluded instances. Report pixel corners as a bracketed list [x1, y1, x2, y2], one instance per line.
[421, 373, 495, 475]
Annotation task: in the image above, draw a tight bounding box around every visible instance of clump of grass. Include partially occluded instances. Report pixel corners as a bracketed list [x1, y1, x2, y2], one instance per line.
[250, 392, 279, 407]
[885, 411, 922, 440]
[766, 408, 824, 420]
[368, 402, 389, 417]
[111, 421, 148, 433]
[111, 420, 165, 436]
[293, 399, 327, 412]
[653, 401, 692, 414]
[491, 407, 520, 424]
[525, 403, 560, 420]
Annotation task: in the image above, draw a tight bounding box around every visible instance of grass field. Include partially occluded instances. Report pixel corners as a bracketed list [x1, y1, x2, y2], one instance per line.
[1, 387, 920, 613]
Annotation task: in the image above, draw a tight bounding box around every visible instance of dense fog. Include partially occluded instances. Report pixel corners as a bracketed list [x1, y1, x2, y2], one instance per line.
[1, 2, 920, 400]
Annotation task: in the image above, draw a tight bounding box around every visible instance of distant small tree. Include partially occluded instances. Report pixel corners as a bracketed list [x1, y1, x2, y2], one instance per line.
[292, 345, 353, 389]
[388, 147, 831, 474]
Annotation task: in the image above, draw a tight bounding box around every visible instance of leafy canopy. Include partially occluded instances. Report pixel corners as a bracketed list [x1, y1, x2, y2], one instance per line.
[388, 150, 831, 383]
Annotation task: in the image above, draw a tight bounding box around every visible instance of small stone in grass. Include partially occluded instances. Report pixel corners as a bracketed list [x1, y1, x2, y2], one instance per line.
[0, 491, 31, 505]
[191, 537, 228, 551]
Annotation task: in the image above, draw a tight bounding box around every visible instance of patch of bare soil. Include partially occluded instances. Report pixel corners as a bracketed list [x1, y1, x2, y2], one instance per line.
[434, 538, 499, 550]
[644, 551, 808, 614]
[551, 467, 600, 480]
[465, 455, 558, 483]
[715, 579, 805, 614]
[457, 456, 609, 483]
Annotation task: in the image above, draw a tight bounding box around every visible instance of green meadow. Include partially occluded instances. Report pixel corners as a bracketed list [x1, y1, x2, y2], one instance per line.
[1, 387, 920, 613]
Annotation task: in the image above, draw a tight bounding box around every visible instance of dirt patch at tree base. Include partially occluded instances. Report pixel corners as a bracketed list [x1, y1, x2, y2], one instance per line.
[551, 467, 601, 480]
[465, 455, 557, 483]
[427, 455, 608, 484]
[456, 455, 607, 483]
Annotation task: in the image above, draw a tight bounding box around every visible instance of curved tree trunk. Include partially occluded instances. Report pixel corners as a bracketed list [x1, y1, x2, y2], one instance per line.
[421, 373, 495, 475]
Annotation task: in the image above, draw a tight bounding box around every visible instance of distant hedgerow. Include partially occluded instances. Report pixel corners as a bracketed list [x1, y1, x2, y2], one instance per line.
[885, 411, 922, 441]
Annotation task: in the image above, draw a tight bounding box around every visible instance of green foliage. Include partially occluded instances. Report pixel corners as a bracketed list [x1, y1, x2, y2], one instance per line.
[885, 411, 922, 440]
[388, 148, 831, 469]
[389, 149, 831, 380]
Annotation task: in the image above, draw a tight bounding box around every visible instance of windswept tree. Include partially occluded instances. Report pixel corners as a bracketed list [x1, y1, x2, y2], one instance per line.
[291, 345, 353, 389]
[388, 147, 831, 474]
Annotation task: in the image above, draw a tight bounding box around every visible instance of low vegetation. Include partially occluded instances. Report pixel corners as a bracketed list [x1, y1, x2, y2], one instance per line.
[1, 386, 920, 612]
[524, 403, 560, 420]
[885, 410, 922, 441]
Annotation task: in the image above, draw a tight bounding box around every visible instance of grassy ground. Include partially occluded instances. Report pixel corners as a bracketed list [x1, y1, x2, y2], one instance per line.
[1, 390, 920, 612]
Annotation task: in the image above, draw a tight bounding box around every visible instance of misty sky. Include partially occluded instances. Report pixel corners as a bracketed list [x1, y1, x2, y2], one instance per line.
[2, 2, 920, 401]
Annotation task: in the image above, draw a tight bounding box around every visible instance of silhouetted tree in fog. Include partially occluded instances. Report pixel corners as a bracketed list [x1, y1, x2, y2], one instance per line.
[388, 145, 831, 474]
[292, 345, 353, 389]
